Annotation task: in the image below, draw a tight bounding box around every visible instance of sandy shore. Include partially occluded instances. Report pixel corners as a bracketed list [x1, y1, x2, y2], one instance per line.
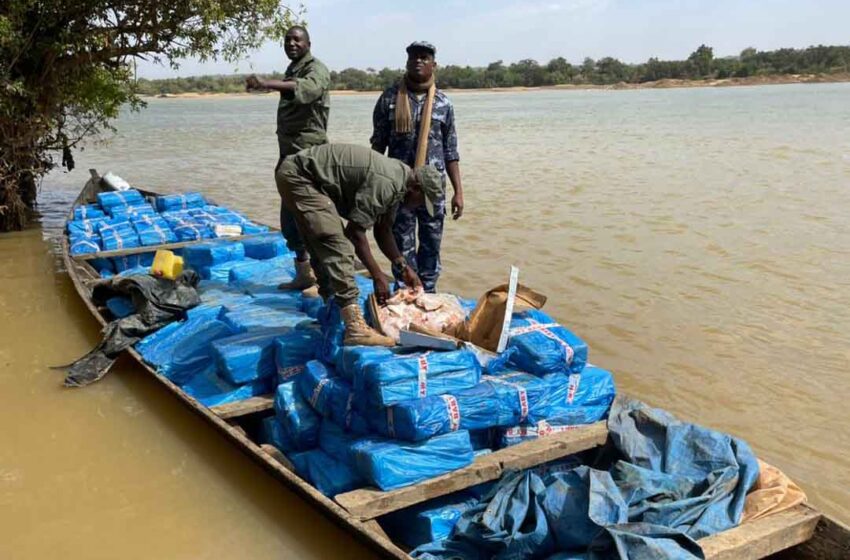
[145, 73, 850, 99]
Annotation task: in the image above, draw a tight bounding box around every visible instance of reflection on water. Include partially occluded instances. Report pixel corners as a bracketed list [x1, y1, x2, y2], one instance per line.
[1, 83, 848, 557]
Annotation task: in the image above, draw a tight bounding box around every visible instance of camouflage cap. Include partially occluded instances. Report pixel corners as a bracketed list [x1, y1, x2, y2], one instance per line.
[412, 165, 443, 217]
[406, 41, 436, 56]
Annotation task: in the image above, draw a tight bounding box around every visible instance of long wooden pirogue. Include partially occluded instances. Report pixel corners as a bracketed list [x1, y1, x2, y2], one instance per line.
[61, 170, 850, 559]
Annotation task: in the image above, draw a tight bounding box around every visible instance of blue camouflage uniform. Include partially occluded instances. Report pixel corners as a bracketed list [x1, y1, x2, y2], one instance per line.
[370, 84, 459, 292]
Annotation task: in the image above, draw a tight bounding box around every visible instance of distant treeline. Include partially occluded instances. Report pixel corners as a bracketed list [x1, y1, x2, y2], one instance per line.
[136, 44, 850, 94]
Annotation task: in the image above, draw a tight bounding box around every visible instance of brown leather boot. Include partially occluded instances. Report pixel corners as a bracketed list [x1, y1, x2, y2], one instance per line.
[341, 304, 395, 347]
[278, 259, 317, 291]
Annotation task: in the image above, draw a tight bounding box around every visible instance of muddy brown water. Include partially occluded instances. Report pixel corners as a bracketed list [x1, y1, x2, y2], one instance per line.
[1, 84, 848, 558]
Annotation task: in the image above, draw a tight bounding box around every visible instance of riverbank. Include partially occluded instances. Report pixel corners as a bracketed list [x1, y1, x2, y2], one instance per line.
[145, 72, 850, 99]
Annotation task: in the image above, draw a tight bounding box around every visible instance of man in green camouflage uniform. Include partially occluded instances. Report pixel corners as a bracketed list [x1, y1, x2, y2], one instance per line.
[276, 144, 443, 346]
[246, 25, 330, 291]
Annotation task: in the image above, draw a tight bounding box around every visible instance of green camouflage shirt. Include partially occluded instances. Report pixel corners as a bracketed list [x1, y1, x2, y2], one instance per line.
[277, 53, 330, 157]
[290, 144, 411, 229]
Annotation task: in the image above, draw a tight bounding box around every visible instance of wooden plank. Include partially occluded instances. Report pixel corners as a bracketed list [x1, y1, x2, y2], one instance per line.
[700, 504, 820, 560]
[210, 395, 274, 419]
[72, 232, 268, 261]
[362, 520, 393, 543]
[765, 514, 850, 560]
[335, 421, 608, 521]
[260, 444, 296, 472]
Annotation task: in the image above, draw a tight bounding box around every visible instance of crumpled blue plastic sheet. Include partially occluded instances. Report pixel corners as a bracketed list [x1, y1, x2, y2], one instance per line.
[241, 233, 288, 260]
[288, 448, 364, 497]
[274, 380, 321, 450]
[297, 361, 370, 434]
[352, 429, 475, 491]
[260, 416, 295, 453]
[132, 215, 177, 246]
[73, 204, 106, 220]
[301, 296, 323, 319]
[97, 189, 144, 210]
[221, 305, 311, 333]
[181, 364, 273, 407]
[212, 327, 293, 384]
[275, 329, 322, 382]
[155, 192, 207, 212]
[183, 241, 246, 269]
[499, 309, 588, 376]
[354, 349, 482, 407]
[411, 398, 759, 560]
[70, 233, 101, 255]
[373, 372, 557, 442]
[381, 491, 480, 549]
[97, 220, 141, 251]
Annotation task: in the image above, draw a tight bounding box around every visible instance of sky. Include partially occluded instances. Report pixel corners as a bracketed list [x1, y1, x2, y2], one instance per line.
[136, 0, 850, 78]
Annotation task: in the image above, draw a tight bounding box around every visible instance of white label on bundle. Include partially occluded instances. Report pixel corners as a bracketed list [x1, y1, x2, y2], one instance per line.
[567, 374, 580, 404]
[386, 408, 396, 438]
[488, 376, 529, 421]
[278, 364, 305, 381]
[417, 352, 430, 397]
[496, 265, 520, 353]
[441, 394, 461, 431]
[309, 378, 329, 408]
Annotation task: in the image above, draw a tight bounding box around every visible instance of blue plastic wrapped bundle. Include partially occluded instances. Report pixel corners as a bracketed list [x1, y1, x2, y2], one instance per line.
[89, 258, 114, 274]
[503, 309, 588, 376]
[69, 233, 101, 255]
[355, 349, 482, 407]
[381, 491, 480, 548]
[108, 202, 157, 220]
[112, 252, 154, 272]
[318, 420, 363, 464]
[67, 217, 108, 236]
[302, 296, 323, 319]
[351, 430, 474, 490]
[274, 381, 321, 450]
[211, 327, 292, 384]
[105, 296, 134, 318]
[337, 346, 398, 380]
[73, 204, 106, 220]
[194, 206, 271, 235]
[98, 220, 141, 251]
[182, 364, 274, 407]
[247, 292, 303, 311]
[221, 306, 311, 333]
[274, 329, 322, 382]
[290, 448, 364, 497]
[260, 416, 295, 453]
[183, 241, 246, 269]
[297, 361, 370, 434]
[132, 215, 177, 246]
[241, 233, 288, 260]
[227, 256, 296, 290]
[155, 192, 207, 212]
[543, 365, 616, 425]
[161, 210, 213, 241]
[377, 372, 556, 442]
[204, 258, 257, 282]
[97, 189, 144, 210]
[195, 287, 253, 310]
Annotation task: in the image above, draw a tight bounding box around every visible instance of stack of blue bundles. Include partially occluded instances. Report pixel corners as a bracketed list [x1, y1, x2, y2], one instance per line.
[260, 416, 295, 453]
[227, 256, 296, 289]
[376, 372, 556, 442]
[297, 361, 370, 434]
[351, 430, 474, 491]
[132, 215, 177, 246]
[183, 241, 245, 270]
[381, 491, 480, 548]
[112, 253, 154, 272]
[97, 189, 144, 210]
[73, 204, 106, 220]
[275, 329, 322, 382]
[97, 220, 140, 251]
[221, 305, 311, 333]
[354, 349, 482, 407]
[155, 192, 207, 212]
[69, 233, 101, 255]
[205, 258, 256, 282]
[241, 233, 288, 260]
[288, 448, 364, 497]
[161, 211, 212, 241]
[274, 381, 321, 450]
[181, 366, 273, 407]
[194, 206, 269, 235]
[108, 202, 156, 220]
[501, 309, 588, 375]
[211, 327, 292, 384]
[67, 217, 108, 237]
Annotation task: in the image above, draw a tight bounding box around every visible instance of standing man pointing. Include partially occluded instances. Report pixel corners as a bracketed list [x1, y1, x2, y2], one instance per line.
[246, 25, 330, 292]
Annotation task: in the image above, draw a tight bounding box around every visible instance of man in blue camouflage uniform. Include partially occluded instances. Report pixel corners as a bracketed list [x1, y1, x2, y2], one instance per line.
[370, 41, 465, 293]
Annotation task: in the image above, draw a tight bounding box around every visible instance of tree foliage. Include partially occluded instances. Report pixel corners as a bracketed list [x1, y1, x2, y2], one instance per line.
[0, 1, 299, 231]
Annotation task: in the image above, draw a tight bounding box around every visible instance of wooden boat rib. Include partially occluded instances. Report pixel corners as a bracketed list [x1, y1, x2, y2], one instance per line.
[61, 170, 850, 559]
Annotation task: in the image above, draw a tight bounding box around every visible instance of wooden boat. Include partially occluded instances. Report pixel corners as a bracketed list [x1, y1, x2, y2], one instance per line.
[62, 170, 850, 559]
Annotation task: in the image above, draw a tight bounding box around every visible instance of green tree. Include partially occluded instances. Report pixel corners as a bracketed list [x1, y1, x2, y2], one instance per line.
[0, 1, 299, 231]
[688, 44, 715, 78]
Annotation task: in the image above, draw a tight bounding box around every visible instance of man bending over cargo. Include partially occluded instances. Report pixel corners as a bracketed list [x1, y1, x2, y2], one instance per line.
[277, 143, 442, 346]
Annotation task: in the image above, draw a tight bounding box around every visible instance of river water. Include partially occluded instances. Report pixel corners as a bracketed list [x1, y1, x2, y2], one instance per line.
[1, 84, 848, 558]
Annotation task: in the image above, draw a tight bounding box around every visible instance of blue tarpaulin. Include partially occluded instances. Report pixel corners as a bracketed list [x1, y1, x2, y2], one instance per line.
[381, 491, 480, 549]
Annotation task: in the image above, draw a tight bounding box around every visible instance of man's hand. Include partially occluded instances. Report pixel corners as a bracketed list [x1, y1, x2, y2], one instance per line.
[373, 275, 392, 305]
[245, 74, 263, 91]
[402, 265, 424, 292]
[451, 191, 464, 220]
